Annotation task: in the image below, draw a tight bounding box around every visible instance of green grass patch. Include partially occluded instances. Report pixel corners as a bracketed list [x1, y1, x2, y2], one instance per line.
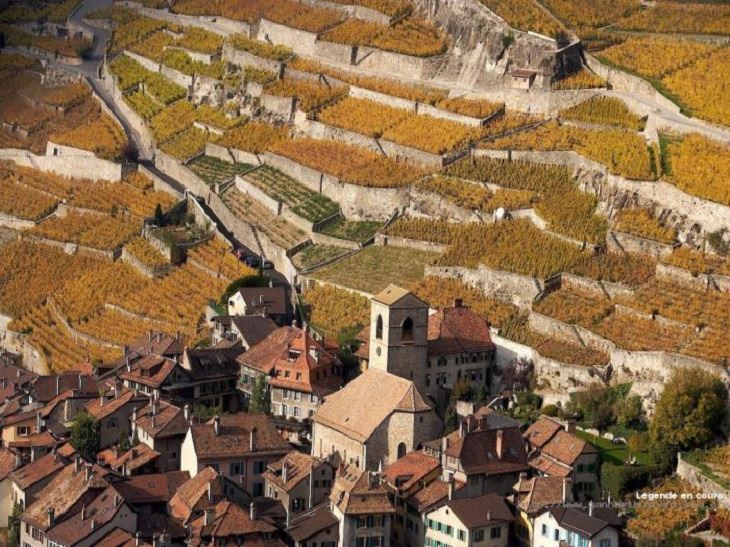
[188, 156, 253, 186]
[317, 219, 382, 242]
[576, 429, 652, 466]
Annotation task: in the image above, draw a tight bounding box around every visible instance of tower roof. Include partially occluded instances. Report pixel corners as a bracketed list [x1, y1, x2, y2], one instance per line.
[372, 284, 427, 308]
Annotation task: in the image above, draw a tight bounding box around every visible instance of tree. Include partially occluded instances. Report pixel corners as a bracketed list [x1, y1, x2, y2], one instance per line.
[650, 368, 727, 452]
[249, 375, 271, 414]
[616, 394, 645, 429]
[7, 501, 22, 547]
[70, 412, 100, 461]
[444, 404, 458, 434]
[153, 203, 164, 226]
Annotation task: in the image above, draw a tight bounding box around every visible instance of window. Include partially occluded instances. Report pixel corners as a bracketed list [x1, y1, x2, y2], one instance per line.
[229, 462, 244, 475]
[375, 315, 383, 339]
[425, 374, 431, 387]
[473, 528, 484, 541]
[491, 526, 501, 539]
[253, 482, 263, 496]
[554, 528, 559, 540]
[541, 524, 548, 537]
[283, 389, 289, 399]
[310, 393, 317, 403]
[254, 461, 267, 473]
[282, 404, 288, 416]
[397, 442, 407, 459]
[16, 426, 28, 436]
[599, 540, 612, 547]
[457, 529, 466, 541]
[294, 391, 302, 402]
[402, 317, 414, 342]
[294, 407, 300, 418]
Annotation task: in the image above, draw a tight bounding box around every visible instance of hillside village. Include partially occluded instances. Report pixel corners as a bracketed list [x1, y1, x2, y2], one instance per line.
[0, 0, 729, 544]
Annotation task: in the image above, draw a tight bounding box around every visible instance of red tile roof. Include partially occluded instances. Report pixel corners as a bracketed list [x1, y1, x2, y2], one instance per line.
[382, 451, 440, 492]
[96, 528, 152, 547]
[262, 451, 327, 493]
[330, 465, 394, 516]
[189, 413, 290, 460]
[10, 450, 65, 489]
[514, 475, 569, 515]
[442, 426, 528, 476]
[267, 328, 340, 395]
[444, 493, 514, 528]
[97, 444, 160, 473]
[189, 500, 277, 540]
[114, 471, 190, 505]
[85, 389, 146, 421]
[237, 327, 299, 375]
[7, 430, 57, 449]
[427, 303, 495, 356]
[134, 401, 189, 439]
[0, 447, 18, 481]
[169, 467, 219, 524]
[525, 417, 596, 467]
[119, 354, 176, 390]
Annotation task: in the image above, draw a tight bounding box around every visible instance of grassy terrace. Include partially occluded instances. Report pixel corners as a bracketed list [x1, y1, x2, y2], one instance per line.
[242, 166, 340, 223]
[309, 245, 438, 294]
[317, 219, 381, 242]
[221, 187, 307, 249]
[187, 156, 253, 186]
[292, 244, 350, 270]
[576, 430, 652, 466]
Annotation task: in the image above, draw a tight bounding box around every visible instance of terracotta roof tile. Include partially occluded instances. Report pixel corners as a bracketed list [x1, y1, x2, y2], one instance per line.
[445, 493, 514, 528]
[85, 389, 146, 421]
[427, 304, 495, 356]
[97, 443, 160, 473]
[313, 369, 432, 443]
[10, 450, 65, 489]
[230, 315, 279, 347]
[237, 287, 287, 316]
[0, 447, 18, 481]
[524, 416, 564, 449]
[528, 453, 573, 477]
[286, 504, 338, 542]
[268, 329, 340, 395]
[514, 475, 569, 515]
[32, 373, 97, 403]
[237, 327, 299, 375]
[118, 355, 176, 390]
[406, 478, 464, 513]
[115, 471, 190, 504]
[382, 451, 440, 492]
[169, 467, 219, 524]
[262, 451, 327, 493]
[330, 465, 394, 516]
[189, 500, 277, 541]
[134, 401, 189, 439]
[8, 430, 57, 449]
[443, 427, 528, 476]
[96, 528, 152, 547]
[541, 430, 596, 466]
[190, 413, 290, 460]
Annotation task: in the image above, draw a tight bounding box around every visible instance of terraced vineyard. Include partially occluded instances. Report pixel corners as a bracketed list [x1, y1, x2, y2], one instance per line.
[187, 155, 254, 186]
[221, 186, 307, 249]
[242, 166, 340, 223]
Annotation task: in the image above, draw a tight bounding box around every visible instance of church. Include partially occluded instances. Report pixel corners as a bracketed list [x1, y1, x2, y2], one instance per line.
[311, 284, 498, 470]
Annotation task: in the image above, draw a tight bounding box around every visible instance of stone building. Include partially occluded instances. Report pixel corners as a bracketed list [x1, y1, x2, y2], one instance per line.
[512, 474, 573, 547]
[227, 286, 289, 326]
[130, 400, 189, 472]
[84, 387, 147, 449]
[262, 451, 333, 517]
[311, 368, 442, 471]
[180, 413, 290, 497]
[524, 416, 599, 502]
[424, 493, 513, 547]
[330, 464, 394, 547]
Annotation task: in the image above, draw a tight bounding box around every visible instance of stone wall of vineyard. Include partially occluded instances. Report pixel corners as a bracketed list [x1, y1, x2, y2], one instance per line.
[533, 353, 602, 394]
[296, 118, 383, 155]
[608, 230, 677, 260]
[406, 187, 480, 223]
[258, 20, 318, 56]
[313, 41, 355, 66]
[160, 64, 194, 88]
[676, 455, 730, 509]
[310, 231, 360, 250]
[0, 213, 36, 230]
[262, 152, 410, 220]
[353, 47, 444, 81]
[0, 148, 125, 183]
[101, 62, 155, 159]
[304, 0, 391, 25]
[260, 94, 296, 121]
[121, 2, 251, 36]
[561, 273, 634, 299]
[425, 264, 542, 308]
[124, 49, 160, 73]
[222, 44, 284, 75]
[655, 263, 730, 293]
[375, 234, 449, 254]
[475, 148, 730, 240]
[234, 176, 282, 216]
[121, 247, 172, 278]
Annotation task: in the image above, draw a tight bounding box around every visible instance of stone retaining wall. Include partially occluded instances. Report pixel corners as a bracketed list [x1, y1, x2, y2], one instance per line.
[260, 93, 296, 120]
[677, 455, 730, 508]
[121, 247, 171, 278]
[160, 64, 193, 88]
[0, 213, 36, 230]
[222, 43, 284, 75]
[406, 186, 479, 223]
[425, 264, 542, 308]
[234, 175, 281, 216]
[655, 262, 730, 293]
[608, 230, 677, 260]
[374, 234, 448, 253]
[561, 272, 635, 299]
[257, 19, 318, 55]
[0, 147, 125, 182]
[123, 49, 160, 72]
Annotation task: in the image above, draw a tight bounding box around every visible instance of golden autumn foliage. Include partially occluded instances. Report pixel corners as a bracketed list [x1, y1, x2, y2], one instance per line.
[264, 77, 349, 112]
[666, 134, 730, 206]
[614, 208, 677, 244]
[50, 113, 127, 161]
[125, 237, 168, 269]
[477, 0, 565, 36]
[303, 284, 370, 339]
[560, 96, 645, 130]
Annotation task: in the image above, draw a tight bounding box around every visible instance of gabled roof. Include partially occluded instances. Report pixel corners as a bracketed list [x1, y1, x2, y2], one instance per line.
[427, 303, 495, 356]
[286, 504, 338, 542]
[382, 451, 440, 492]
[442, 426, 528, 476]
[98, 443, 160, 473]
[262, 451, 327, 493]
[182, 343, 242, 380]
[85, 389, 146, 421]
[169, 467, 219, 524]
[96, 528, 152, 547]
[189, 413, 290, 460]
[330, 464, 394, 516]
[236, 286, 288, 316]
[372, 284, 427, 308]
[524, 416, 564, 449]
[514, 475, 568, 515]
[444, 493, 514, 529]
[237, 326, 299, 374]
[115, 471, 190, 505]
[268, 328, 339, 395]
[406, 477, 464, 513]
[31, 372, 97, 403]
[45, 485, 126, 546]
[20, 462, 109, 530]
[548, 506, 619, 538]
[0, 447, 17, 481]
[189, 499, 278, 542]
[134, 401, 189, 439]
[128, 331, 185, 359]
[313, 368, 432, 443]
[118, 354, 176, 390]
[524, 417, 596, 467]
[230, 315, 279, 347]
[10, 450, 65, 489]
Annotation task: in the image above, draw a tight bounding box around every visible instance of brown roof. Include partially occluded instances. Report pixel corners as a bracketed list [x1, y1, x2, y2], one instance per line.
[548, 506, 619, 538]
[118, 354, 176, 389]
[262, 451, 327, 493]
[443, 426, 528, 476]
[524, 416, 564, 449]
[10, 450, 65, 489]
[32, 373, 97, 403]
[96, 528, 152, 547]
[8, 430, 57, 449]
[267, 328, 340, 395]
[189, 413, 290, 460]
[182, 343, 242, 381]
[98, 443, 160, 473]
[21, 462, 109, 530]
[85, 389, 146, 421]
[514, 475, 569, 515]
[189, 499, 277, 541]
[45, 485, 127, 546]
[286, 503, 338, 542]
[444, 493, 514, 528]
[230, 315, 279, 347]
[330, 465, 394, 516]
[372, 284, 425, 307]
[355, 326, 369, 360]
[427, 303, 495, 356]
[406, 478, 465, 513]
[382, 451, 439, 492]
[0, 447, 17, 481]
[237, 286, 287, 316]
[169, 467, 219, 524]
[237, 327, 299, 374]
[525, 417, 596, 467]
[313, 368, 432, 443]
[128, 331, 185, 359]
[134, 401, 189, 439]
[512, 69, 536, 78]
[115, 471, 190, 505]
[528, 453, 573, 477]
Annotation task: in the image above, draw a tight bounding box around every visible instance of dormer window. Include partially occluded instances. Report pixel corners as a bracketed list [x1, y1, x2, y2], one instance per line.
[288, 350, 300, 361]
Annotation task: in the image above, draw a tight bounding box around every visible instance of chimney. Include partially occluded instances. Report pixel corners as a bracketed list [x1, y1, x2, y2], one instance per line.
[90, 519, 96, 530]
[249, 502, 256, 521]
[282, 461, 288, 483]
[563, 477, 571, 502]
[565, 418, 576, 435]
[74, 455, 81, 473]
[496, 430, 504, 460]
[78, 374, 82, 390]
[292, 319, 298, 329]
[453, 298, 463, 308]
[459, 420, 464, 438]
[47, 508, 55, 528]
[285, 506, 290, 528]
[184, 404, 190, 421]
[214, 416, 220, 436]
[56, 375, 60, 395]
[486, 510, 491, 522]
[207, 481, 213, 502]
[126, 357, 131, 373]
[85, 465, 93, 482]
[99, 393, 106, 406]
[175, 330, 180, 341]
[308, 464, 314, 509]
[447, 476, 454, 500]
[204, 507, 215, 525]
[113, 383, 119, 398]
[132, 406, 138, 425]
[135, 532, 140, 547]
[467, 415, 475, 433]
[441, 436, 449, 453]
[588, 500, 593, 517]
[81, 504, 86, 520]
[36, 411, 42, 433]
[249, 427, 255, 451]
[148, 330, 153, 342]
